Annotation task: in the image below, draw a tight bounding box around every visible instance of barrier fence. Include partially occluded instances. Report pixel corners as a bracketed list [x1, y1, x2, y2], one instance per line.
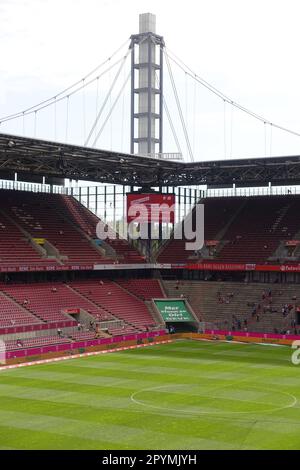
[4, 329, 167, 360]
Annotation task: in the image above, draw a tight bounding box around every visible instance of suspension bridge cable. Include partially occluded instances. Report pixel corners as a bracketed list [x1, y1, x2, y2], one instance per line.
[121, 63, 126, 152]
[85, 52, 129, 146]
[54, 98, 57, 140]
[155, 71, 182, 156]
[95, 77, 99, 142]
[163, 97, 183, 156]
[230, 105, 233, 157]
[164, 50, 194, 162]
[65, 96, 69, 142]
[165, 48, 300, 140]
[223, 100, 227, 158]
[0, 56, 126, 126]
[82, 79, 86, 144]
[0, 39, 130, 124]
[185, 72, 189, 158]
[34, 111, 37, 138]
[270, 123, 273, 156]
[193, 78, 197, 155]
[109, 66, 113, 150]
[264, 122, 267, 157]
[92, 71, 131, 147]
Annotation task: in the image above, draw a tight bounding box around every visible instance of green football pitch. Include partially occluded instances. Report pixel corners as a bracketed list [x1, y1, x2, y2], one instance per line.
[0, 339, 300, 450]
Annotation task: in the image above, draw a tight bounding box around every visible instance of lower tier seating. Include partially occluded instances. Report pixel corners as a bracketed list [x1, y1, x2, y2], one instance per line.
[70, 280, 156, 329]
[164, 280, 299, 333]
[116, 279, 165, 300]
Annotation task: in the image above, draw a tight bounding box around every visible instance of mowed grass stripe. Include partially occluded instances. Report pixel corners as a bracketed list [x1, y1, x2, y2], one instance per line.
[0, 400, 267, 450]
[0, 340, 299, 449]
[0, 409, 245, 450]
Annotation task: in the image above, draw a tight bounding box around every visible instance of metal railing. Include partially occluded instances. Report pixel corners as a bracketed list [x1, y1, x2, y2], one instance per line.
[205, 185, 300, 198]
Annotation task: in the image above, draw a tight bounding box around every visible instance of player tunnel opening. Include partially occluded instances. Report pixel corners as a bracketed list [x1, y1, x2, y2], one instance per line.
[166, 321, 198, 334]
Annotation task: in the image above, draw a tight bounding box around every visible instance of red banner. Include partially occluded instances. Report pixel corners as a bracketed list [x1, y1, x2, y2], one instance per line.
[286, 240, 300, 246]
[63, 308, 80, 314]
[127, 193, 175, 223]
[178, 262, 300, 272]
[0, 265, 94, 273]
[185, 262, 249, 271]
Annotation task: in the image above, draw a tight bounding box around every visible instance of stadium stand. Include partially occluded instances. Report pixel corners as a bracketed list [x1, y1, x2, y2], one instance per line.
[157, 197, 244, 263]
[60, 195, 145, 263]
[2, 185, 300, 360]
[0, 210, 58, 267]
[164, 280, 299, 333]
[70, 280, 156, 329]
[215, 196, 300, 263]
[4, 335, 72, 351]
[1, 190, 110, 265]
[2, 283, 83, 324]
[0, 291, 43, 328]
[157, 195, 300, 264]
[0, 189, 144, 267]
[116, 278, 166, 300]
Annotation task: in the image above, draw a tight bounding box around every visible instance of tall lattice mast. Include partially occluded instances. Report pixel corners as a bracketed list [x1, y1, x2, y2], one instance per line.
[130, 13, 164, 156]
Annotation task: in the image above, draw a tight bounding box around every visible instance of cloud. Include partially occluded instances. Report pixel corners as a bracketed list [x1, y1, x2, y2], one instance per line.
[1, 0, 300, 159]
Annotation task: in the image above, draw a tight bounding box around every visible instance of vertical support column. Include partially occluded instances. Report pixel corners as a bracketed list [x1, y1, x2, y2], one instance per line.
[123, 186, 126, 240]
[104, 185, 107, 223]
[147, 40, 152, 155]
[95, 186, 98, 215]
[158, 184, 163, 241]
[87, 186, 90, 211]
[130, 45, 135, 155]
[159, 45, 163, 154]
[130, 13, 165, 156]
[113, 185, 116, 231]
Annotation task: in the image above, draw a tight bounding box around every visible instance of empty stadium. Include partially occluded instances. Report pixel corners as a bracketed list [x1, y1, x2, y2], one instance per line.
[1, 4, 300, 452]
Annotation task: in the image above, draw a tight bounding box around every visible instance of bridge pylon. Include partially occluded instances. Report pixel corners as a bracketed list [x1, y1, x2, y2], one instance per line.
[130, 13, 165, 156]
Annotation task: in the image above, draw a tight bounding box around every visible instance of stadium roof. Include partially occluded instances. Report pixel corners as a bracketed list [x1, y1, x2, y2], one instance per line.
[1, 132, 300, 187]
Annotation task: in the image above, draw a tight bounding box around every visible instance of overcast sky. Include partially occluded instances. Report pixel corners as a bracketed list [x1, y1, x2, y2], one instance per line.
[1, 0, 300, 162]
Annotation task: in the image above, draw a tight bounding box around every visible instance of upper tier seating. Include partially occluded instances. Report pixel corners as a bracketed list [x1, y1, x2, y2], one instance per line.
[216, 196, 300, 263]
[0, 210, 58, 267]
[157, 197, 244, 263]
[158, 196, 300, 264]
[61, 195, 145, 263]
[0, 191, 107, 265]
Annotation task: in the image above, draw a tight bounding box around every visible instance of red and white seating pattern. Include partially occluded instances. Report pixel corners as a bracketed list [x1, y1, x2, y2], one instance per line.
[0, 292, 42, 328]
[0, 211, 57, 267]
[158, 196, 300, 264]
[61, 195, 145, 263]
[71, 280, 155, 329]
[4, 335, 71, 351]
[117, 279, 165, 300]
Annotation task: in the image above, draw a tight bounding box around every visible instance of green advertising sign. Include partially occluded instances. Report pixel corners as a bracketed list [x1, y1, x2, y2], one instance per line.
[154, 300, 194, 322]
